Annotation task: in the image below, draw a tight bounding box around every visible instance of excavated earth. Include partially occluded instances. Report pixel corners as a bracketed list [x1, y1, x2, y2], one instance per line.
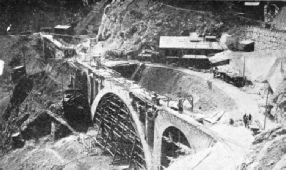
[0, 0, 286, 170]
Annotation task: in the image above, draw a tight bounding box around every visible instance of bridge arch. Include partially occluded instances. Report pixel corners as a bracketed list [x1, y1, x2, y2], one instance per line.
[161, 126, 190, 168]
[152, 110, 216, 169]
[91, 87, 152, 169]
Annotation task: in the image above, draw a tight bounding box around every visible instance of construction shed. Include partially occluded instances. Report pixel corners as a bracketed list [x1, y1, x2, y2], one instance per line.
[159, 36, 223, 57]
[54, 25, 73, 35]
[238, 40, 255, 52]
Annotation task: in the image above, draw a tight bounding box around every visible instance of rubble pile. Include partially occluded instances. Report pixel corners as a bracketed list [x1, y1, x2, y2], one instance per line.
[0, 1, 286, 169]
[243, 126, 286, 170]
[0, 34, 79, 154]
[272, 81, 286, 124]
[0, 69, 71, 152]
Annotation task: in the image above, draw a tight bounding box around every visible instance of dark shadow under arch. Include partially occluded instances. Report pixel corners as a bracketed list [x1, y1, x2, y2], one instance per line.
[74, 70, 88, 96]
[81, 72, 88, 96]
[75, 70, 82, 89]
[161, 126, 190, 168]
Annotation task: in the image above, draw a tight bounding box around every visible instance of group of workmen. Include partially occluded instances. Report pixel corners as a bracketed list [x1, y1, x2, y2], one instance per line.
[243, 113, 252, 128]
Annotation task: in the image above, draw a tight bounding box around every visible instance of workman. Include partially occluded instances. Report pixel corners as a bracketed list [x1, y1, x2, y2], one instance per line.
[177, 99, 184, 113]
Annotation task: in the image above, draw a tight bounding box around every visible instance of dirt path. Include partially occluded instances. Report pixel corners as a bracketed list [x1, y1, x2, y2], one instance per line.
[177, 68, 268, 125]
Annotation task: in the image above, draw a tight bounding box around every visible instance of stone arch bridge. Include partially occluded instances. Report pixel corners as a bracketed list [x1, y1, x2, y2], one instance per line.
[68, 60, 217, 170]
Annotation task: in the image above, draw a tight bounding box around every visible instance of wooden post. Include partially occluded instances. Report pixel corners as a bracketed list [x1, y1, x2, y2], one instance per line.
[43, 38, 45, 58]
[51, 121, 56, 141]
[128, 136, 136, 168]
[178, 130, 181, 155]
[167, 97, 170, 107]
[22, 46, 26, 69]
[61, 72, 64, 102]
[112, 115, 125, 163]
[264, 86, 270, 130]
[145, 103, 148, 142]
[243, 55, 246, 85]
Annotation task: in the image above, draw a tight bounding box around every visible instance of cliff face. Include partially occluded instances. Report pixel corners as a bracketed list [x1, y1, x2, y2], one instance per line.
[97, 0, 226, 54]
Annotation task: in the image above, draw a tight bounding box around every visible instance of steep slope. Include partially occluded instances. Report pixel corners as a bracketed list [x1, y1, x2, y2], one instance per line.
[242, 126, 286, 170]
[96, 0, 247, 56]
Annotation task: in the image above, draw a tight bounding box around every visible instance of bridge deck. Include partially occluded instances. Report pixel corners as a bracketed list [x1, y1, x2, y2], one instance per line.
[74, 59, 219, 140]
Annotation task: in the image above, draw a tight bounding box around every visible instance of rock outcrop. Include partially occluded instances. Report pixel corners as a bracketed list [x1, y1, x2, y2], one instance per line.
[243, 126, 286, 170]
[97, 0, 227, 56]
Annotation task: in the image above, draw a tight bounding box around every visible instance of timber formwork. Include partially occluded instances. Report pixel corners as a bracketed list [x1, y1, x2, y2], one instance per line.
[93, 93, 145, 169]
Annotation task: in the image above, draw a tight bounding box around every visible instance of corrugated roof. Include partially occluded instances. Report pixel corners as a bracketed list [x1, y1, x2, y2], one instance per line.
[159, 36, 223, 50]
[244, 2, 260, 6]
[182, 55, 207, 59]
[13, 65, 25, 70]
[239, 40, 254, 45]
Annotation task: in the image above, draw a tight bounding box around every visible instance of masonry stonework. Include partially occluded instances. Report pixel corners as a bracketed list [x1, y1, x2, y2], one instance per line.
[76, 64, 216, 170]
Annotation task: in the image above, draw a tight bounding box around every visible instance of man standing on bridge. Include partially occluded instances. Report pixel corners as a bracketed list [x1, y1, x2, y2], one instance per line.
[151, 93, 161, 106]
[243, 114, 247, 128]
[176, 87, 184, 113]
[248, 114, 252, 126]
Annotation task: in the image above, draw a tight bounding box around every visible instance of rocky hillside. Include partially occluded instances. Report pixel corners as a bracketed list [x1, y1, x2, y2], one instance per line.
[0, 34, 82, 155]
[96, 0, 253, 56]
[0, 1, 285, 169]
[243, 126, 286, 170]
[0, 0, 99, 34]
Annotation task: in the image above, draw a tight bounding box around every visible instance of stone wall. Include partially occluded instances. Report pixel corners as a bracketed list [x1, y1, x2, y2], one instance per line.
[239, 26, 286, 52]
